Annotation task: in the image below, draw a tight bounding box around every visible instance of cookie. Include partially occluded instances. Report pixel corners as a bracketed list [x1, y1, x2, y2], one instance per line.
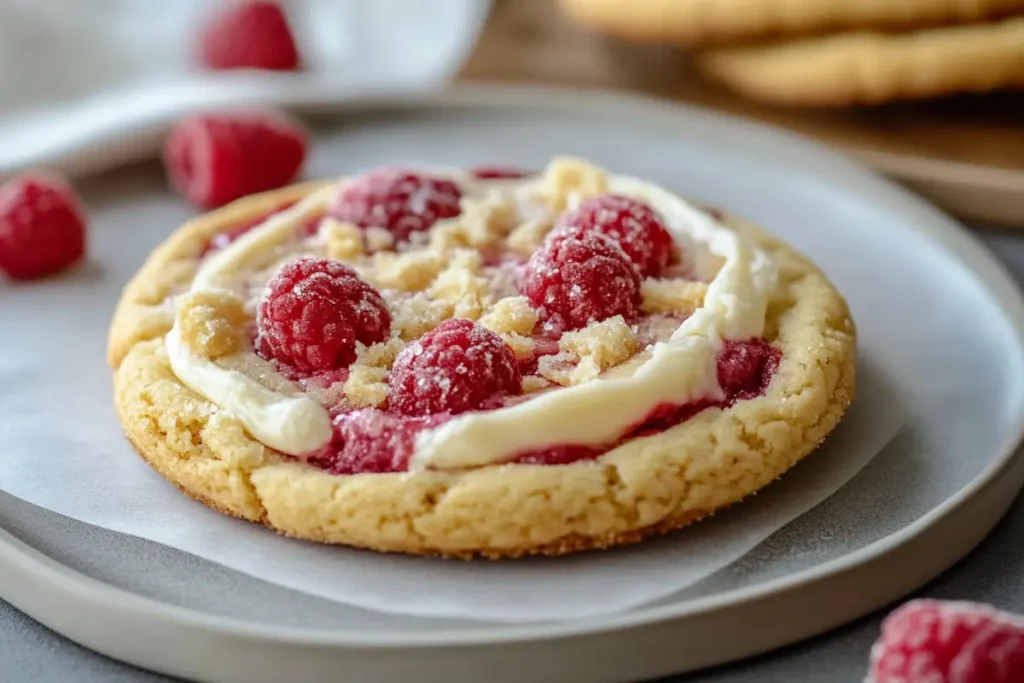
[697, 17, 1024, 106]
[560, 0, 1024, 46]
[108, 158, 856, 558]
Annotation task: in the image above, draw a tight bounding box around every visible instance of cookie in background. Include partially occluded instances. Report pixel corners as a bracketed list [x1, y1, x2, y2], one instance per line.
[560, 0, 1024, 105]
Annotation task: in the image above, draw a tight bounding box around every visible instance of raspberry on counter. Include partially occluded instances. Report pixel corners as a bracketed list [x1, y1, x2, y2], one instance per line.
[0, 174, 87, 281]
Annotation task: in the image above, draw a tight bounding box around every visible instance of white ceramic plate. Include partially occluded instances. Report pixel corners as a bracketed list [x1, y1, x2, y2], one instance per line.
[1, 86, 1023, 683]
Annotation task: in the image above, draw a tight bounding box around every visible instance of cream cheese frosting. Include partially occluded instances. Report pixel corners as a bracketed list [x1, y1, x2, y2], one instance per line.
[163, 161, 778, 468]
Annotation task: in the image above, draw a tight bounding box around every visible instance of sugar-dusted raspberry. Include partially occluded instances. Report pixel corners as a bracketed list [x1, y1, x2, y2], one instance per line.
[555, 194, 674, 277]
[256, 258, 391, 373]
[388, 318, 522, 417]
[717, 339, 780, 400]
[164, 109, 307, 209]
[0, 174, 87, 281]
[309, 409, 446, 475]
[869, 600, 1024, 683]
[327, 168, 463, 241]
[519, 230, 641, 333]
[469, 165, 532, 180]
[197, 0, 301, 72]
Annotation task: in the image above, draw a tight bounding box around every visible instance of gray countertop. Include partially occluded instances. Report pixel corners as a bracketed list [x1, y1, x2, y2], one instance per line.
[3, 228, 1023, 683]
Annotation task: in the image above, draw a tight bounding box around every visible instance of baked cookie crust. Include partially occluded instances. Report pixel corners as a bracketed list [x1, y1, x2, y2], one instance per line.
[109, 182, 856, 558]
[698, 17, 1024, 106]
[560, 0, 1024, 46]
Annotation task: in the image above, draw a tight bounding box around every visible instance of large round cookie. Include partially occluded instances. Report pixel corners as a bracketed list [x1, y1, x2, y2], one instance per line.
[560, 0, 1024, 45]
[108, 160, 856, 558]
[698, 16, 1024, 106]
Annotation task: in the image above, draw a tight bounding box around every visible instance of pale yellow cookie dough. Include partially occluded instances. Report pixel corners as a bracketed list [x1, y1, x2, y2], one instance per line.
[109, 182, 856, 558]
[698, 17, 1024, 106]
[560, 0, 1024, 46]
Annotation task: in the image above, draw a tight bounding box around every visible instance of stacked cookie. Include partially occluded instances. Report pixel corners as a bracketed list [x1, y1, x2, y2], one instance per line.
[561, 0, 1024, 106]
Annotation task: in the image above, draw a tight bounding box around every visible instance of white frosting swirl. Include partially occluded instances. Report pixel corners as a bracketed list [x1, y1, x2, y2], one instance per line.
[165, 190, 335, 456]
[163, 168, 777, 469]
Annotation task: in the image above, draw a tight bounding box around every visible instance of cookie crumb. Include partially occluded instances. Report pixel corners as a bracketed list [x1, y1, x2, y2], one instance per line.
[363, 226, 395, 253]
[429, 194, 518, 252]
[426, 249, 491, 320]
[364, 249, 445, 292]
[502, 333, 536, 360]
[390, 293, 453, 340]
[536, 352, 577, 387]
[506, 219, 554, 258]
[539, 157, 609, 212]
[558, 315, 639, 384]
[175, 290, 249, 359]
[354, 337, 405, 369]
[480, 296, 539, 336]
[641, 278, 708, 315]
[322, 218, 363, 262]
[522, 375, 550, 394]
[343, 365, 389, 408]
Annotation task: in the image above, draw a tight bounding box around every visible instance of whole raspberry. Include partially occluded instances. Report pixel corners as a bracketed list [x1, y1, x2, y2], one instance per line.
[256, 258, 391, 373]
[198, 1, 301, 72]
[0, 174, 87, 281]
[717, 339, 780, 400]
[388, 318, 522, 417]
[555, 194, 674, 277]
[869, 600, 1024, 683]
[164, 109, 307, 209]
[327, 168, 463, 242]
[519, 230, 641, 333]
[309, 409, 447, 475]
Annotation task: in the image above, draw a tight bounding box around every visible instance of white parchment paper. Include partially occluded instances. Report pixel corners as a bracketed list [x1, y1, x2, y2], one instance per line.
[0, 182, 902, 622]
[0, 0, 489, 175]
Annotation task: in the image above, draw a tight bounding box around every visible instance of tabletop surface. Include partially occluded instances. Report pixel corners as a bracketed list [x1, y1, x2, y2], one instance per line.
[3, 227, 1023, 682]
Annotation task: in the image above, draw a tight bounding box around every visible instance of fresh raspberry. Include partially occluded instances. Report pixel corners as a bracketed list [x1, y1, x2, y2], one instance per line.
[869, 600, 1024, 683]
[327, 168, 463, 242]
[0, 174, 87, 281]
[555, 194, 674, 277]
[197, 1, 300, 72]
[716, 337, 778, 397]
[717, 339, 780, 400]
[256, 258, 391, 373]
[469, 165, 531, 180]
[308, 409, 446, 475]
[388, 318, 522, 417]
[519, 230, 641, 333]
[164, 109, 307, 209]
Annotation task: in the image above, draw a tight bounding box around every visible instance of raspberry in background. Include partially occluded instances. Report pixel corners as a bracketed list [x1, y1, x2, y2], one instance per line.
[164, 109, 307, 209]
[198, 1, 301, 72]
[256, 258, 391, 373]
[0, 173, 87, 281]
[388, 318, 522, 417]
[328, 168, 463, 242]
[555, 194, 674, 277]
[869, 599, 1024, 683]
[520, 229, 642, 333]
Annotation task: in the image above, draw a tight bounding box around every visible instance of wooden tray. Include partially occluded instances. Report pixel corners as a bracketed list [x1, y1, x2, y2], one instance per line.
[458, 0, 1024, 228]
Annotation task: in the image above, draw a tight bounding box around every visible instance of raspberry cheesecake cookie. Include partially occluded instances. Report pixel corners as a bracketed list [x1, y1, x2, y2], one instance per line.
[108, 158, 856, 558]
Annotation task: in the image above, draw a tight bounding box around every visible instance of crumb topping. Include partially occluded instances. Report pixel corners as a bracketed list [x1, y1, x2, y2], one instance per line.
[640, 278, 709, 315]
[175, 290, 249, 359]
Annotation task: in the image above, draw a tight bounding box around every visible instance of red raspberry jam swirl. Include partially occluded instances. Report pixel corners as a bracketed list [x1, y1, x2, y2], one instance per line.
[305, 338, 779, 475]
